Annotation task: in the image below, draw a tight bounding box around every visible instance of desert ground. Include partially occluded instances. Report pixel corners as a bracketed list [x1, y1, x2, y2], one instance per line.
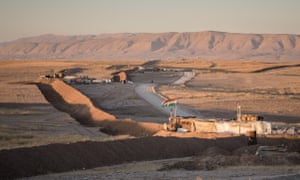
[0, 59, 300, 179]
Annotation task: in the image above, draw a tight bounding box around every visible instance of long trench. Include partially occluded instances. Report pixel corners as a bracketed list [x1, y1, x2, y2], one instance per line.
[35, 79, 161, 137]
[1, 79, 299, 179]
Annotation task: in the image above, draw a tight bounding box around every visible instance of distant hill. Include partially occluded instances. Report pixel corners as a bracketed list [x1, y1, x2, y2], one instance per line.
[0, 31, 300, 61]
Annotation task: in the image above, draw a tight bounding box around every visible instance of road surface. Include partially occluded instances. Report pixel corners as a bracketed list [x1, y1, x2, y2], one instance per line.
[173, 71, 195, 85]
[135, 71, 197, 117]
[135, 83, 191, 117]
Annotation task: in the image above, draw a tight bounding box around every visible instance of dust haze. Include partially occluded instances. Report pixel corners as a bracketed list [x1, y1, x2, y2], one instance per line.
[0, 33, 300, 179]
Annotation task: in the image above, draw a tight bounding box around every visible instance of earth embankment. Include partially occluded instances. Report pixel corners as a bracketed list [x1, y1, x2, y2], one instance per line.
[1, 136, 299, 179]
[37, 79, 116, 124]
[36, 79, 161, 137]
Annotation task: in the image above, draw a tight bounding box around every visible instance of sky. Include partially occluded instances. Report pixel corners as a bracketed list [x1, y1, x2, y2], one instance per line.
[1, 0, 300, 42]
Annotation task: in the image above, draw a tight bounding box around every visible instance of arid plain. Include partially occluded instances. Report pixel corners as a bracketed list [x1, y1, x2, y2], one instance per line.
[0, 59, 300, 179]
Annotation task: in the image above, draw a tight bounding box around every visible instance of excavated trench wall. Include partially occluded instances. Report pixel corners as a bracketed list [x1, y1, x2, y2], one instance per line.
[36, 79, 161, 137]
[1, 136, 300, 179]
[1, 80, 300, 179]
[37, 79, 116, 124]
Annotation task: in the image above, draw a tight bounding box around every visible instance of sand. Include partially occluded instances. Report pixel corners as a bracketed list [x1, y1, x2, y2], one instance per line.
[0, 60, 299, 179]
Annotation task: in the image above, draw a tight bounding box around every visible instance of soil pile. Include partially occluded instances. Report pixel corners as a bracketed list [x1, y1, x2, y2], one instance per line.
[37, 79, 162, 137]
[37, 79, 115, 124]
[1, 136, 299, 179]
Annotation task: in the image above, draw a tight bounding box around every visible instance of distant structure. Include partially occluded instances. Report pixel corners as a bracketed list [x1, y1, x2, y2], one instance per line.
[40, 69, 65, 79]
[111, 71, 127, 83]
[236, 104, 264, 122]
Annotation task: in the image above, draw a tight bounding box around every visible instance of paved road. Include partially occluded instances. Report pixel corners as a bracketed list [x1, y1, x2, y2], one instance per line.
[173, 71, 195, 85]
[135, 71, 197, 117]
[135, 83, 191, 117]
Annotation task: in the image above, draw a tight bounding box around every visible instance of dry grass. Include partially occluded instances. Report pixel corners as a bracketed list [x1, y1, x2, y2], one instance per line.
[0, 60, 139, 150]
[158, 59, 300, 73]
[157, 60, 300, 122]
[0, 59, 300, 179]
[1, 59, 299, 150]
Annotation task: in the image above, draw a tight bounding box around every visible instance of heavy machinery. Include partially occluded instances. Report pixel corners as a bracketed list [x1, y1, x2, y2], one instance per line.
[164, 116, 196, 132]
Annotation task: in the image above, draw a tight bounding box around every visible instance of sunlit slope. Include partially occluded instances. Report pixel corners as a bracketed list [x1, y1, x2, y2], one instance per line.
[1, 31, 300, 60]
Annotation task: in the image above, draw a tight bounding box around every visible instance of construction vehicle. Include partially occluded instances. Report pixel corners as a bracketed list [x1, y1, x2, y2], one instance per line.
[164, 116, 196, 132]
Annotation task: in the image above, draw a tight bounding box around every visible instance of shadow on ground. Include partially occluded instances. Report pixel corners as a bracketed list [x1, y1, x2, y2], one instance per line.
[0, 136, 299, 179]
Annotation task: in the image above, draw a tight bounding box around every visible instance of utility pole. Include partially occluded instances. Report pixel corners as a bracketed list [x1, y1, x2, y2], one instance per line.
[237, 103, 241, 121]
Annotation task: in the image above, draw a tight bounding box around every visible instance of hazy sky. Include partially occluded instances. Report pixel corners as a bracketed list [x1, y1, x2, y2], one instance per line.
[1, 0, 300, 42]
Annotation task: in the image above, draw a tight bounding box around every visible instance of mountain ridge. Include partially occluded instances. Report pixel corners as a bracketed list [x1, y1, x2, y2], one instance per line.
[1, 31, 300, 61]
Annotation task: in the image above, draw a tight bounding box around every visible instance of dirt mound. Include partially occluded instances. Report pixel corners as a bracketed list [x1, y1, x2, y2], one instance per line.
[159, 137, 300, 171]
[99, 120, 162, 137]
[38, 79, 115, 123]
[37, 79, 162, 137]
[1, 136, 299, 179]
[201, 146, 231, 156]
[164, 150, 300, 171]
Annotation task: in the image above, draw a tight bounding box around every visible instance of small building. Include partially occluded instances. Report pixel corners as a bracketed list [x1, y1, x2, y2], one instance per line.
[111, 71, 127, 83]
